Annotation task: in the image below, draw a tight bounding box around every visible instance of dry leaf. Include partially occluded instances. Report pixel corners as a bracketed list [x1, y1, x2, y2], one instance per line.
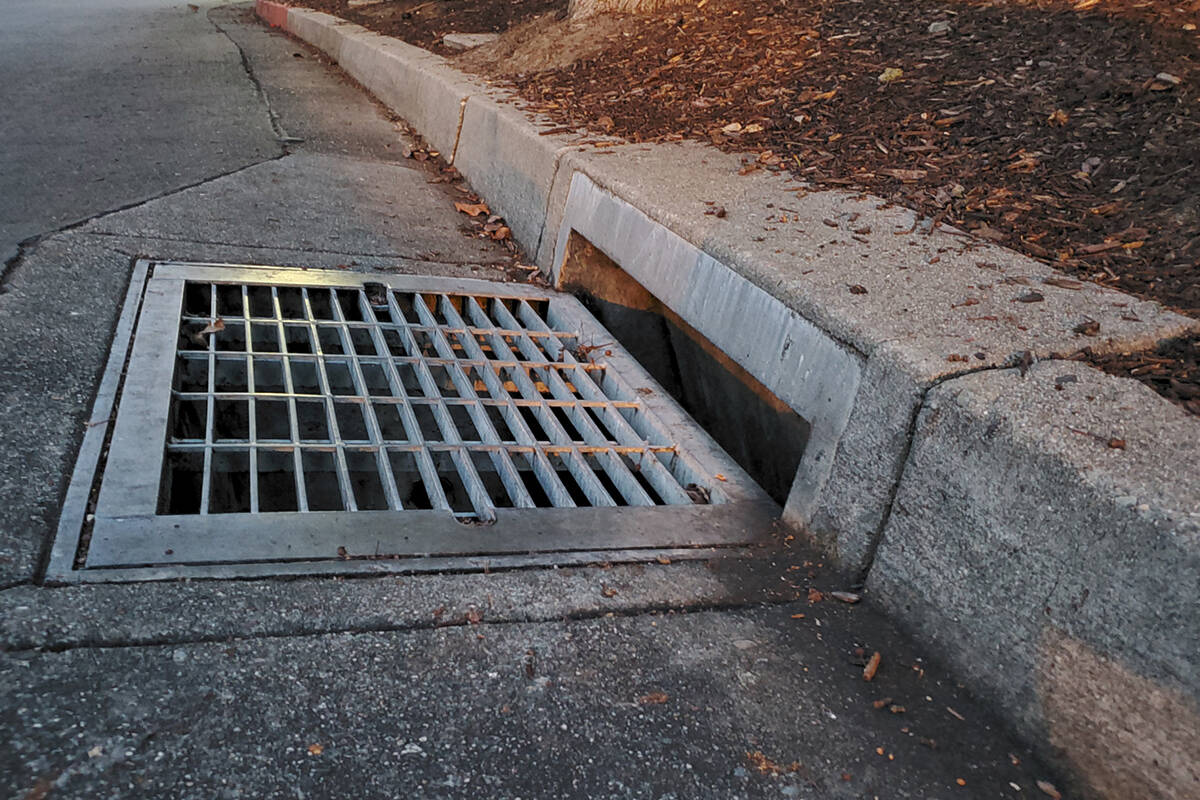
[601, 585, 618, 598]
[1036, 780, 1062, 799]
[879, 168, 927, 181]
[830, 591, 861, 604]
[489, 226, 512, 241]
[307, 743, 324, 755]
[199, 318, 225, 335]
[808, 588, 825, 603]
[877, 67, 904, 83]
[746, 750, 800, 776]
[863, 651, 882, 681]
[1046, 109, 1069, 126]
[1150, 72, 1181, 90]
[639, 691, 669, 705]
[454, 201, 490, 217]
[797, 88, 837, 103]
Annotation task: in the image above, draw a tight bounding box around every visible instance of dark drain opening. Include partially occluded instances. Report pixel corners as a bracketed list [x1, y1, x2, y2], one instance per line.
[559, 232, 810, 505]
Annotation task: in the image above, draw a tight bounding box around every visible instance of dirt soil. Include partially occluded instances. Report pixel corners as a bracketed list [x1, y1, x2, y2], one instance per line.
[302, 0, 564, 51]
[1083, 332, 1200, 413]
[287, 0, 1200, 413]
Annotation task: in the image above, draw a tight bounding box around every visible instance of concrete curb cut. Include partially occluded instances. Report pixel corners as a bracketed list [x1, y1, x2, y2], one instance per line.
[256, 3, 1199, 794]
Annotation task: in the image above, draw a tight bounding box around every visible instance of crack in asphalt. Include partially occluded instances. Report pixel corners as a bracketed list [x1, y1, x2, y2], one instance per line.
[0, 156, 286, 293]
[208, 5, 290, 143]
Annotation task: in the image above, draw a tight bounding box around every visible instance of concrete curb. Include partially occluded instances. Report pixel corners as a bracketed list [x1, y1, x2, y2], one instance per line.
[256, 3, 1199, 793]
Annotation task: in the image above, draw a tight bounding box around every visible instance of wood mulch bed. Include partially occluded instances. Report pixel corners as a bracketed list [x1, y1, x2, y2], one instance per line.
[290, 0, 1200, 413]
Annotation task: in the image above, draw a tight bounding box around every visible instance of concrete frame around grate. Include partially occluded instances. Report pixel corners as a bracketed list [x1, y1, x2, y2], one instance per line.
[46, 261, 777, 583]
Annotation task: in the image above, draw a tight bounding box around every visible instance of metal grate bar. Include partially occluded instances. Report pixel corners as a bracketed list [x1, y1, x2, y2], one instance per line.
[487, 299, 656, 507]
[271, 285, 310, 512]
[241, 285, 260, 514]
[512, 300, 696, 506]
[199, 284, 217, 515]
[463, 297, 613, 507]
[303, 288, 356, 512]
[412, 296, 537, 510]
[334, 290, 404, 511]
[160, 278, 731, 517]
[444, 297, 576, 508]
[389, 292, 492, 519]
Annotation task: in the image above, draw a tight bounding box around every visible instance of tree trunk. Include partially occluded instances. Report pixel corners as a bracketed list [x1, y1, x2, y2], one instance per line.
[568, 0, 693, 19]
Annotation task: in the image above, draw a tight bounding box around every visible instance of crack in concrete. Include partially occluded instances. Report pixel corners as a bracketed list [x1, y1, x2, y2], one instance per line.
[0, 156, 286, 293]
[854, 353, 1087, 585]
[208, 5, 290, 143]
[3, 594, 791, 655]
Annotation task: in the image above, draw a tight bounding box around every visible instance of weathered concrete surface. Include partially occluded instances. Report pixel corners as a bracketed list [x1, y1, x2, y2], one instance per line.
[294, 8, 486, 158]
[0, 235, 138, 587]
[212, 5, 414, 162]
[0, 0, 280, 265]
[541, 143, 1195, 569]
[257, 8, 1200, 795]
[81, 152, 507, 266]
[868, 360, 1200, 799]
[0, 559, 787, 652]
[454, 97, 588, 256]
[2, 602, 1057, 800]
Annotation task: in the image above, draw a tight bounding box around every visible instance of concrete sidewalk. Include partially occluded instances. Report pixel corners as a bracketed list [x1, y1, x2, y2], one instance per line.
[0, 2, 1070, 798]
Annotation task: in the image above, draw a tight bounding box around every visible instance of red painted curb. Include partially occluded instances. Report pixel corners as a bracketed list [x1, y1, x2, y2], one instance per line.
[254, 0, 289, 29]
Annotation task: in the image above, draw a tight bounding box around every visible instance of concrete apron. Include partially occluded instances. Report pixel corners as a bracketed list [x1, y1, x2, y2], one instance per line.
[257, 3, 1200, 796]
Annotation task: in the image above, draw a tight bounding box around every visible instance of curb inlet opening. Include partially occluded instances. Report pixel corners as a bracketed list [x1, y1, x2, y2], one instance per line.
[559, 232, 810, 505]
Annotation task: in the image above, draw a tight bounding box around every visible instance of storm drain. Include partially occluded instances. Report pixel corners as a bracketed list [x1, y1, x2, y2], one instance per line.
[48, 262, 776, 582]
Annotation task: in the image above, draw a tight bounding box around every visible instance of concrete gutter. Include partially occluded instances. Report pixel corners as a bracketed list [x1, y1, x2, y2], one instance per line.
[256, 3, 1200, 795]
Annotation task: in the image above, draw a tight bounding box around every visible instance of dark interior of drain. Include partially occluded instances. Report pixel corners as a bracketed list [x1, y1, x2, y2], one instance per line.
[558, 232, 809, 505]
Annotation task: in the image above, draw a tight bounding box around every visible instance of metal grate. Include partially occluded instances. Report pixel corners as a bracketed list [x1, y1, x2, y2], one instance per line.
[48, 262, 777, 582]
[165, 282, 702, 519]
